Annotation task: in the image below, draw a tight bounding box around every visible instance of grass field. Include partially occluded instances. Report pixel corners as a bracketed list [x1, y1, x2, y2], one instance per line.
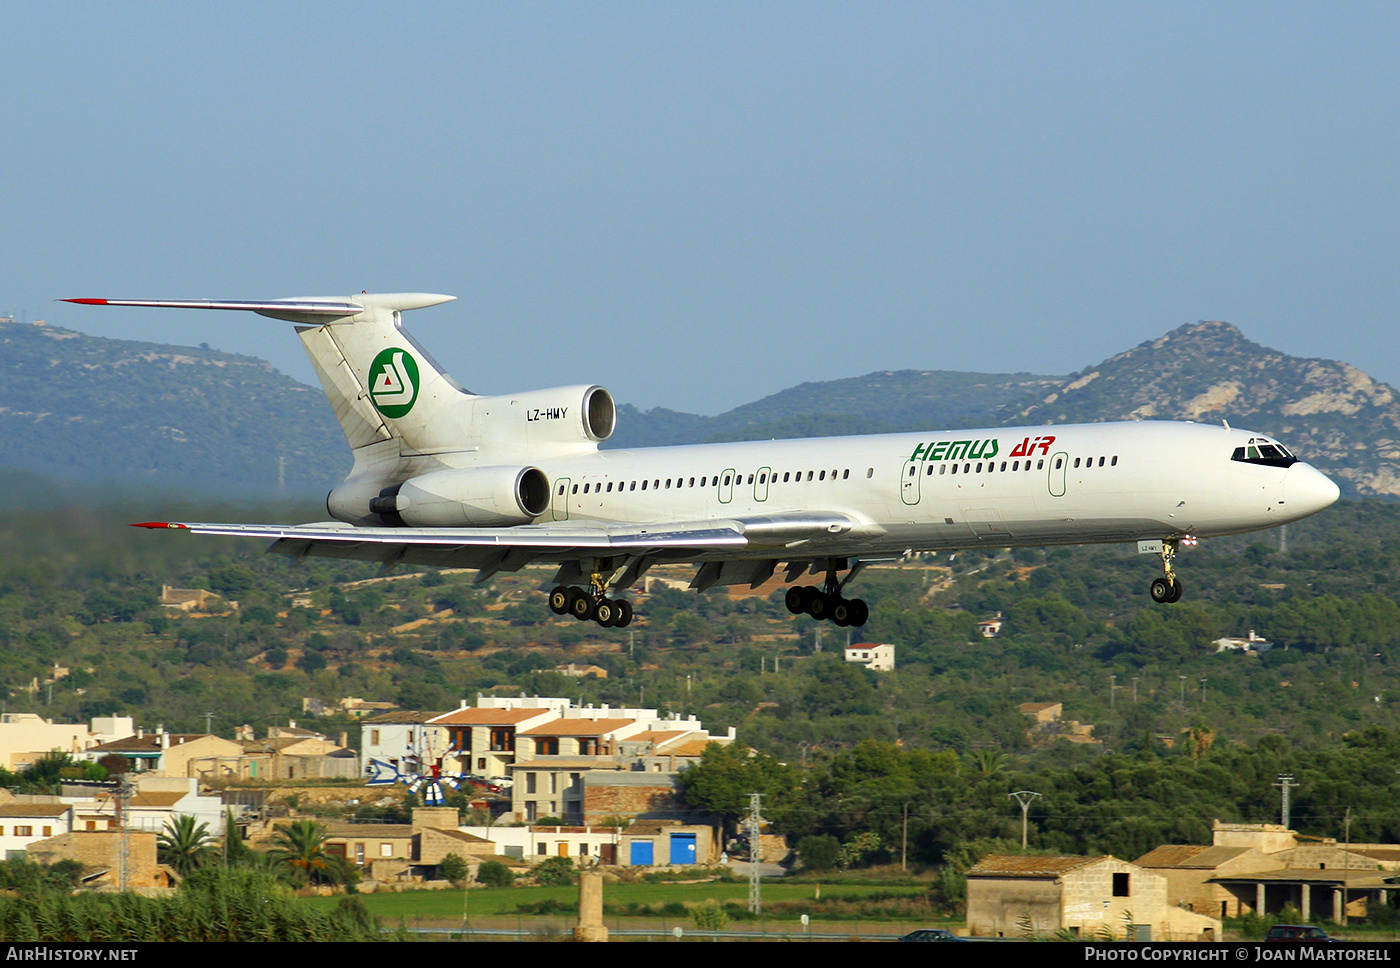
[302, 877, 940, 925]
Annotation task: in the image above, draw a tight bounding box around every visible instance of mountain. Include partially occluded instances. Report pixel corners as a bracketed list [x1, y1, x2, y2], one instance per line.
[3, 316, 1396, 499]
[0, 320, 348, 496]
[610, 370, 1066, 447]
[1003, 321, 1400, 498]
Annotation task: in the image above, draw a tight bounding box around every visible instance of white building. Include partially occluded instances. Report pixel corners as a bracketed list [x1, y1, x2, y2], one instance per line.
[845, 643, 895, 671]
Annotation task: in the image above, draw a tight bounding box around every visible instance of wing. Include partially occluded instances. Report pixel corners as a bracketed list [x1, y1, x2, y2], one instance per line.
[132, 511, 864, 580]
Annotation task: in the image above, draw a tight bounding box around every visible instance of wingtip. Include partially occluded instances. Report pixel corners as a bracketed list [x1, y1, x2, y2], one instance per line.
[60, 298, 109, 305]
[131, 521, 188, 530]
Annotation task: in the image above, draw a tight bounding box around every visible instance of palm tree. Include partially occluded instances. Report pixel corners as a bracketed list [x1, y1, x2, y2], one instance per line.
[157, 815, 216, 877]
[269, 819, 334, 886]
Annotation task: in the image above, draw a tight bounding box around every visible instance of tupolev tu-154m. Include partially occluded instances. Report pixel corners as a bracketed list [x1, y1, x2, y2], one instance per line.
[65, 293, 1340, 629]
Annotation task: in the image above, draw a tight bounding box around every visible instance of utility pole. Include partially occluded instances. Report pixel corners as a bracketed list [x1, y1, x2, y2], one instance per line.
[1275, 774, 1297, 829]
[1008, 791, 1041, 850]
[901, 803, 909, 872]
[744, 793, 764, 915]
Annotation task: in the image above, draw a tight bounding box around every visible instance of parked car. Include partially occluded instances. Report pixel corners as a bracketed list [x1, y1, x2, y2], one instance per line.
[898, 928, 970, 942]
[1264, 924, 1344, 942]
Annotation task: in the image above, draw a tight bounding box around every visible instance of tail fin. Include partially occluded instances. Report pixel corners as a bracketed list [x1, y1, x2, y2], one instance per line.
[62, 292, 471, 455]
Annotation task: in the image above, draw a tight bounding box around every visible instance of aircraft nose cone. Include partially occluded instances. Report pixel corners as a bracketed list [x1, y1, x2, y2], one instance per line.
[1285, 463, 1341, 516]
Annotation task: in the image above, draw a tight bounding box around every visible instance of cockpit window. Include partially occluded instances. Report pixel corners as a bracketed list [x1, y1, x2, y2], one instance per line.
[1231, 438, 1298, 468]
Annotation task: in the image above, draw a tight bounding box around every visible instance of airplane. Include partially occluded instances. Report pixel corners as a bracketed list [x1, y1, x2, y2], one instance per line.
[64, 292, 1341, 629]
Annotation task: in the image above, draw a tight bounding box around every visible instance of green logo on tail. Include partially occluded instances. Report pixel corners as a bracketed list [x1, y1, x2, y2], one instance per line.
[368, 348, 420, 418]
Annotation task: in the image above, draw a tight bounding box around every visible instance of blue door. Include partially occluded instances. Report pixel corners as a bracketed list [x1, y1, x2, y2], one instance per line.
[629, 840, 654, 866]
[669, 833, 697, 865]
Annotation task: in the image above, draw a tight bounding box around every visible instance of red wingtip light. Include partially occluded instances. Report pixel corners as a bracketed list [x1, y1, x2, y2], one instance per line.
[131, 522, 188, 530]
[62, 298, 110, 305]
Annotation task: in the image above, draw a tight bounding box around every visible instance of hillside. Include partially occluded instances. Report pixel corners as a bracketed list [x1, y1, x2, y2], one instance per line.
[0, 320, 348, 495]
[4, 315, 1398, 498]
[1004, 321, 1400, 497]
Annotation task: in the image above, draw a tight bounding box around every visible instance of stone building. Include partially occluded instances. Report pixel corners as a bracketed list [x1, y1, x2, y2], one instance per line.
[965, 854, 1220, 941]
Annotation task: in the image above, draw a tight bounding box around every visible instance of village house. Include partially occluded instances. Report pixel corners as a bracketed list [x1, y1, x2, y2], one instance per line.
[965, 854, 1221, 941]
[1137, 821, 1400, 924]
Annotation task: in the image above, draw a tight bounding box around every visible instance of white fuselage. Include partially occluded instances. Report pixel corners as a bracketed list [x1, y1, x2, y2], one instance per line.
[526, 420, 1338, 560]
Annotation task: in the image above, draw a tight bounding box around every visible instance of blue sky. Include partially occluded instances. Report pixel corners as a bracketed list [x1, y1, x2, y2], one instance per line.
[5, 2, 1399, 415]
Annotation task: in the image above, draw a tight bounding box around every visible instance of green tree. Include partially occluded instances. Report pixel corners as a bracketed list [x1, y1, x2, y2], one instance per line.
[476, 859, 515, 887]
[269, 819, 335, 886]
[157, 814, 217, 877]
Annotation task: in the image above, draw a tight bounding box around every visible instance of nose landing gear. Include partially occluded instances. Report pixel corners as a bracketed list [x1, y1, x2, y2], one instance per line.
[1149, 538, 1185, 603]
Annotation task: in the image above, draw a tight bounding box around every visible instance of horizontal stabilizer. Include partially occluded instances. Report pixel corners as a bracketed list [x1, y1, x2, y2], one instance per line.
[61, 293, 455, 325]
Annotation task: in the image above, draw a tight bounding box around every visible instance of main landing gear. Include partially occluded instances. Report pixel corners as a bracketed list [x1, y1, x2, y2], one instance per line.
[548, 585, 634, 628]
[1148, 538, 1186, 604]
[784, 563, 870, 627]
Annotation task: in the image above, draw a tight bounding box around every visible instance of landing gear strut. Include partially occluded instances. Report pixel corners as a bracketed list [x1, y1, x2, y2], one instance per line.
[548, 566, 634, 628]
[1149, 539, 1184, 604]
[784, 561, 870, 627]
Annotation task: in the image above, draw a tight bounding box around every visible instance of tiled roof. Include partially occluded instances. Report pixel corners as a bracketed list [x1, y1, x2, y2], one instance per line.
[430, 708, 550, 726]
[967, 854, 1111, 877]
[519, 718, 634, 737]
[0, 804, 72, 818]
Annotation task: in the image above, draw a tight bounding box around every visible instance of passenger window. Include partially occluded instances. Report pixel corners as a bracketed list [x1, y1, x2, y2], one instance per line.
[558, 484, 565, 495]
[939, 465, 946, 475]
[1037, 460, 1044, 470]
[747, 474, 754, 484]
[819, 470, 826, 481]
[1111, 456, 1118, 466]
[571, 484, 578, 495]
[843, 469, 850, 479]
[1055, 458, 1063, 469]
[1073, 458, 1080, 468]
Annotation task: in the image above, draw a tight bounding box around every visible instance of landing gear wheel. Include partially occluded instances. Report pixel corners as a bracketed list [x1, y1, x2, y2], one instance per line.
[613, 599, 633, 628]
[809, 593, 837, 622]
[847, 598, 870, 627]
[831, 599, 853, 627]
[594, 598, 616, 627]
[785, 586, 807, 615]
[1150, 577, 1183, 604]
[548, 586, 571, 616]
[568, 588, 596, 621]
[799, 585, 822, 615]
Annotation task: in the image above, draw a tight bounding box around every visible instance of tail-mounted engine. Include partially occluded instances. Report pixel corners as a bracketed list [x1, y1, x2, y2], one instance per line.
[470, 384, 615, 455]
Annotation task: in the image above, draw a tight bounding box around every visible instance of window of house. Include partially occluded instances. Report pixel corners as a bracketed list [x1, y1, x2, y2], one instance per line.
[1113, 872, 1130, 896]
